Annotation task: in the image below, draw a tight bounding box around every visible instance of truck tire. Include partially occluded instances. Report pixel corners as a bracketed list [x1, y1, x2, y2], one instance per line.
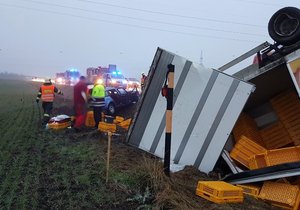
[107, 103, 115, 115]
[268, 7, 300, 46]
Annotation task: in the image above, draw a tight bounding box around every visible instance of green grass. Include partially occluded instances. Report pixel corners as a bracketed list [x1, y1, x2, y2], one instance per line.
[0, 80, 147, 209]
[0, 80, 275, 210]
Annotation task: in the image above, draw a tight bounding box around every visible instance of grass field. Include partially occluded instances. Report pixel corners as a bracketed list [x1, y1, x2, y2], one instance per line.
[0, 79, 278, 210]
[0, 79, 150, 209]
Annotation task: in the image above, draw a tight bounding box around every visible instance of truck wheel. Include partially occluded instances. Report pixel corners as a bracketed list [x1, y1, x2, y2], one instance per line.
[268, 7, 300, 46]
[108, 103, 115, 115]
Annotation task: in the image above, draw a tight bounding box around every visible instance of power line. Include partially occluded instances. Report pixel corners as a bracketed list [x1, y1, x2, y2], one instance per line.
[19, 0, 266, 37]
[232, 0, 287, 7]
[0, 3, 261, 43]
[74, 0, 265, 28]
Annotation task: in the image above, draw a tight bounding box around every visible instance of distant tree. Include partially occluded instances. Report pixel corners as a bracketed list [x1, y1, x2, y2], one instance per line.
[0, 72, 27, 81]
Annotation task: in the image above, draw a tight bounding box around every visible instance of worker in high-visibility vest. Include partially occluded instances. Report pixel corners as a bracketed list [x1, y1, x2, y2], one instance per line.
[90, 78, 106, 129]
[36, 78, 63, 126]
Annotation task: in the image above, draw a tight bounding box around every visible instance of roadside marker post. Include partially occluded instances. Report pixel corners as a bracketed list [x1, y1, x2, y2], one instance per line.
[98, 121, 118, 184]
[162, 64, 175, 176]
[106, 131, 112, 183]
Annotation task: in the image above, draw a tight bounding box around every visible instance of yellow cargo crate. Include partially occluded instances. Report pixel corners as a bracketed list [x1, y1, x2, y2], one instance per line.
[85, 111, 95, 127]
[249, 146, 300, 169]
[233, 113, 264, 145]
[270, 90, 300, 131]
[230, 148, 252, 168]
[118, 118, 132, 130]
[259, 181, 300, 210]
[48, 121, 70, 130]
[249, 153, 268, 169]
[230, 136, 267, 169]
[259, 122, 293, 149]
[270, 90, 300, 109]
[98, 122, 116, 133]
[113, 116, 125, 124]
[236, 184, 260, 198]
[195, 181, 243, 204]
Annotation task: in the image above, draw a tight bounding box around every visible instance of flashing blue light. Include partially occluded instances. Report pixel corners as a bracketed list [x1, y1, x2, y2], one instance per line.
[117, 71, 122, 75]
[112, 71, 117, 75]
[70, 68, 78, 72]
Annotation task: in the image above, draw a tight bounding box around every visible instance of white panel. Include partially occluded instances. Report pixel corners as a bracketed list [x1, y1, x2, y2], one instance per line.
[131, 49, 254, 175]
[199, 81, 253, 173]
[179, 73, 233, 166]
[154, 63, 212, 158]
[138, 95, 165, 151]
[139, 55, 186, 151]
[172, 55, 186, 88]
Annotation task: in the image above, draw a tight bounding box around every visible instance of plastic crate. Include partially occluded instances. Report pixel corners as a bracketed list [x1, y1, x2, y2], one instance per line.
[259, 181, 300, 210]
[249, 146, 300, 169]
[98, 122, 116, 133]
[113, 116, 125, 124]
[118, 118, 132, 130]
[233, 113, 264, 145]
[236, 184, 260, 198]
[85, 111, 95, 127]
[230, 136, 267, 169]
[270, 90, 300, 146]
[195, 181, 243, 204]
[230, 148, 252, 168]
[48, 121, 70, 130]
[249, 153, 268, 169]
[259, 121, 293, 149]
[270, 90, 300, 110]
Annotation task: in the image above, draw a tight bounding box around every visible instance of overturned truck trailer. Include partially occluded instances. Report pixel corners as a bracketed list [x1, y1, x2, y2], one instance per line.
[127, 48, 254, 173]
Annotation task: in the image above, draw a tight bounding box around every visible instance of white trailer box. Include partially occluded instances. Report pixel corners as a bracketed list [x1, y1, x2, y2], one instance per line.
[127, 48, 254, 173]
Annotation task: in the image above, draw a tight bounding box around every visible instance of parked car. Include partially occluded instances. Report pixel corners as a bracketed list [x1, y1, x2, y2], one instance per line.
[104, 87, 139, 115]
[87, 85, 139, 115]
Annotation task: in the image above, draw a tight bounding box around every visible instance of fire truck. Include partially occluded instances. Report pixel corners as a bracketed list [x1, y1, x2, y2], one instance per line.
[55, 68, 80, 85]
[86, 64, 128, 89]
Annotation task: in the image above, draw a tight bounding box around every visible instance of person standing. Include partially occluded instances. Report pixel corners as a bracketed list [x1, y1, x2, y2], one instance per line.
[36, 78, 63, 126]
[73, 76, 88, 132]
[90, 79, 106, 129]
[140, 72, 147, 92]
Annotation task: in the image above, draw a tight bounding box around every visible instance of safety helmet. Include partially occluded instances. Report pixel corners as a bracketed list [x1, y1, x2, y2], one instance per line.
[95, 78, 103, 85]
[141, 72, 145, 75]
[44, 78, 52, 83]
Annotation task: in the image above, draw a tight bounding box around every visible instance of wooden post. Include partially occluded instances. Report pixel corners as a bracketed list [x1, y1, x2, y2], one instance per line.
[106, 131, 112, 183]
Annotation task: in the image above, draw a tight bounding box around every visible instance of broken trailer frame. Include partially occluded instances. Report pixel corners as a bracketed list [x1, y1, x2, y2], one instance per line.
[219, 40, 300, 184]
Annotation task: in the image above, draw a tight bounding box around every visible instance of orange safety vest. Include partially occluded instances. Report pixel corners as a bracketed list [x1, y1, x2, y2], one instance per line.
[41, 85, 55, 102]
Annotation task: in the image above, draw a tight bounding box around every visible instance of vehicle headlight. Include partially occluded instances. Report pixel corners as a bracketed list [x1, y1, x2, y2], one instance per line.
[111, 79, 116, 84]
[96, 78, 103, 84]
[57, 77, 63, 83]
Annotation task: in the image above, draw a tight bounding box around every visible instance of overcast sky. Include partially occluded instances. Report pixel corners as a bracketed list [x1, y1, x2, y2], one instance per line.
[0, 0, 299, 78]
